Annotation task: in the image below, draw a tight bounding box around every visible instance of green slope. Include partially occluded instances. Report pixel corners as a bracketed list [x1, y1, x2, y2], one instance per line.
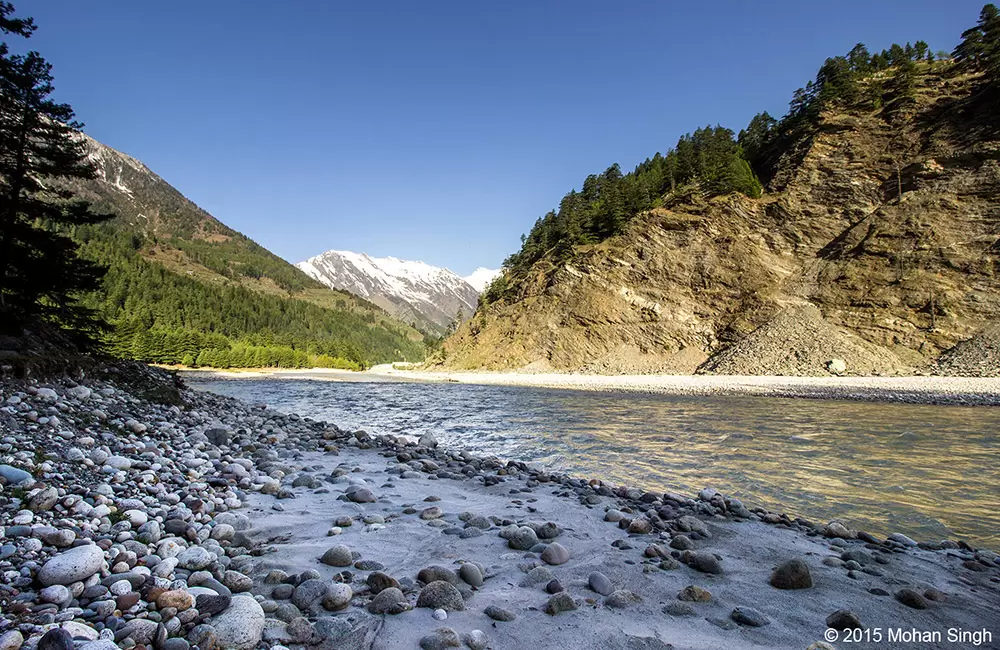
[63, 133, 425, 369]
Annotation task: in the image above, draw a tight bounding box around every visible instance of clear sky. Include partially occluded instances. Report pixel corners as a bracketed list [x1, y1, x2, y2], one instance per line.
[16, 1, 986, 275]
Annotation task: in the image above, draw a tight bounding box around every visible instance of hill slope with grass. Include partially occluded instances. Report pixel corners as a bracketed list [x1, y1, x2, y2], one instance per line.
[61, 134, 426, 369]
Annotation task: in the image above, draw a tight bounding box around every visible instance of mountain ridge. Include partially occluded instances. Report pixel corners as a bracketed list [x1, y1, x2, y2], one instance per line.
[62, 133, 427, 368]
[297, 250, 496, 335]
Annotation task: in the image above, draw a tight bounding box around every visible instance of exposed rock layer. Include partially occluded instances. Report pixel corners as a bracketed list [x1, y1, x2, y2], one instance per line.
[443, 68, 1000, 376]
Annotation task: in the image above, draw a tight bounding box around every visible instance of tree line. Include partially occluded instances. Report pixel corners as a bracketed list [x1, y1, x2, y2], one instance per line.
[501, 125, 762, 280]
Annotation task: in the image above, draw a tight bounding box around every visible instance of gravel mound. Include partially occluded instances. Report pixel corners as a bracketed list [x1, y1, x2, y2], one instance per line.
[581, 346, 707, 375]
[934, 326, 1000, 377]
[698, 305, 904, 376]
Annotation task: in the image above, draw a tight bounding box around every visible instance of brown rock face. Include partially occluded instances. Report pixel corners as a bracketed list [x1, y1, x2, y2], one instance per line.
[444, 68, 999, 375]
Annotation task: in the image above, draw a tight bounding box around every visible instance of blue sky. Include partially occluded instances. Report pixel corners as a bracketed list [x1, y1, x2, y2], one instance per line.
[17, 1, 985, 275]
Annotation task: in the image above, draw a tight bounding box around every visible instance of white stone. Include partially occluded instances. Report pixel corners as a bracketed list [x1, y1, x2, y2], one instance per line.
[826, 358, 847, 375]
[40, 584, 71, 604]
[68, 386, 92, 400]
[61, 622, 99, 641]
[212, 595, 265, 650]
[104, 456, 131, 470]
[177, 545, 215, 570]
[38, 544, 105, 586]
[124, 509, 148, 527]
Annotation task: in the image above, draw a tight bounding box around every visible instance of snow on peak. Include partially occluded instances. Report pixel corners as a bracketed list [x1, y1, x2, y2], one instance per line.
[296, 250, 491, 333]
[463, 267, 502, 292]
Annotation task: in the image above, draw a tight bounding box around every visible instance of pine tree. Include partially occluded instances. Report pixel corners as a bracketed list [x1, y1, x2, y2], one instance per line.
[954, 4, 999, 83]
[0, 2, 112, 346]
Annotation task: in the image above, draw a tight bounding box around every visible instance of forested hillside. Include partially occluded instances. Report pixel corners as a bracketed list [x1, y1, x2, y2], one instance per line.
[450, 7, 1000, 376]
[62, 134, 426, 369]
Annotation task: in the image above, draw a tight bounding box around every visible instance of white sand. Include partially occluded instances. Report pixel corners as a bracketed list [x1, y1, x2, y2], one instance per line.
[187, 366, 1000, 405]
[243, 446, 1000, 650]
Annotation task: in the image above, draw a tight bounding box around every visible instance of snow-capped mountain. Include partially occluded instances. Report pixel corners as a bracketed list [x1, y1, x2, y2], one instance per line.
[463, 267, 502, 292]
[297, 251, 491, 334]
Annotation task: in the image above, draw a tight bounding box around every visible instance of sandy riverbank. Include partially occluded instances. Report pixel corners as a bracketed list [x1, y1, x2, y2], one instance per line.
[184, 366, 1000, 406]
[2, 365, 999, 650]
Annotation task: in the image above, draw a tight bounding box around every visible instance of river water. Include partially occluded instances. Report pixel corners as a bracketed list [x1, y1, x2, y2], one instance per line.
[189, 377, 1000, 548]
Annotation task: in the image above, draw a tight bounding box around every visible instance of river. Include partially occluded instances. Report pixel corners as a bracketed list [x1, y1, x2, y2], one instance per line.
[188, 377, 1000, 548]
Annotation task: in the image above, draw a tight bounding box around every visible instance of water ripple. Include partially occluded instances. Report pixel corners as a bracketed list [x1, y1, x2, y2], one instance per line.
[190, 378, 1000, 547]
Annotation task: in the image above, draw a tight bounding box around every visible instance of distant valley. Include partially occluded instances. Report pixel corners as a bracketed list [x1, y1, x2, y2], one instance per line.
[298, 250, 499, 335]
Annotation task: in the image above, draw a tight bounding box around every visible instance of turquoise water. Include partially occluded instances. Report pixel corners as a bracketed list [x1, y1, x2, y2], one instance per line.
[190, 377, 1000, 548]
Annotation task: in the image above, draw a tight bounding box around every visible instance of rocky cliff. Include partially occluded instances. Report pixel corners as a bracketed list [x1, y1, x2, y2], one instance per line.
[442, 65, 1000, 375]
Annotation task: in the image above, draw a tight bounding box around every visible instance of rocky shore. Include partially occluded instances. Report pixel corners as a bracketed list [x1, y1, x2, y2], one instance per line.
[1, 365, 998, 650]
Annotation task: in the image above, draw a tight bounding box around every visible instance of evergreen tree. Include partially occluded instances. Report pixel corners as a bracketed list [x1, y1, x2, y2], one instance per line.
[887, 43, 907, 66]
[954, 4, 998, 68]
[816, 56, 859, 105]
[847, 43, 873, 74]
[0, 2, 112, 345]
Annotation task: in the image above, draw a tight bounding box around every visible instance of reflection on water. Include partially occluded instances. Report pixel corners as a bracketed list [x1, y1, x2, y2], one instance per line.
[189, 378, 1000, 548]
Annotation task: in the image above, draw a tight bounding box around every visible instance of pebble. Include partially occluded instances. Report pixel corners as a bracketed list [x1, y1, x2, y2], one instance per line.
[462, 630, 488, 650]
[681, 550, 723, 575]
[347, 487, 377, 503]
[417, 581, 465, 611]
[459, 563, 484, 587]
[540, 542, 570, 565]
[663, 602, 696, 617]
[38, 544, 106, 586]
[484, 605, 516, 621]
[895, 588, 929, 609]
[507, 526, 539, 550]
[418, 628, 460, 650]
[670, 534, 695, 550]
[826, 609, 863, 630]
[605, 589, 641, 608]
[419, 565, 459, 585]
[0, 631, 23, 650]
[420, 506, 443, 520]
[367, 587, 410, 614]
[588, 571, 613, 596]
[519, 566, 553, 587]
[320, 545, 353, 567]
[176, 546, 214, 570]
[291, 579, 329, 611]
[731, 606, 770, 627]
[888, 533, 918, 547]
[544, 592, 577, 615]
[322, 583, 352, 611]
[211, 595, 265, 650]
[367, 571, 401, 594]
[0, 464, 34, 486]
[770, 559, 813, 589]
[677, 585, 711, 602]
[157, 589, 195, 611]
[40, 584, 72, 605]
[37, 629, 73, 650]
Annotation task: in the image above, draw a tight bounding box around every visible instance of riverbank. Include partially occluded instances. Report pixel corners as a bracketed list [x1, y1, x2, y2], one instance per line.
[2, 366, 998, 650]
[185, 366, 1000, 406]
